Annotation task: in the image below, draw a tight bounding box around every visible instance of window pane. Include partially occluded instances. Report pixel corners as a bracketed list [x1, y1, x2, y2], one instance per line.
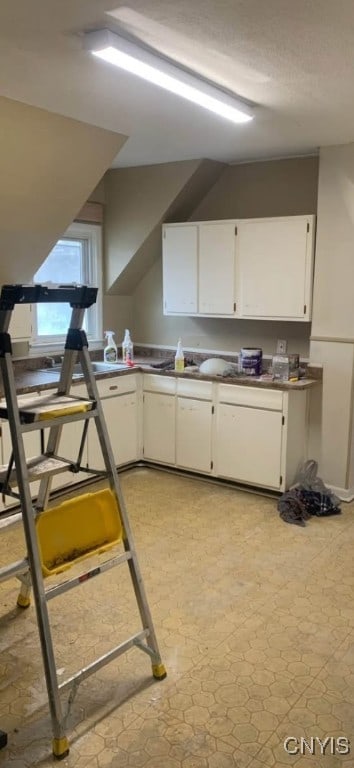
[34, 239, 84, 336]
[36, 303, 73, 336]
[31, 223, 101, 343]
[35, 239, 83, 284]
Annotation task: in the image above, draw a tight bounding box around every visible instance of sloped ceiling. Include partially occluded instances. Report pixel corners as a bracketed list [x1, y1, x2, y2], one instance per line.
[105, 159, 225, 294]
[0, 96, 127, 283]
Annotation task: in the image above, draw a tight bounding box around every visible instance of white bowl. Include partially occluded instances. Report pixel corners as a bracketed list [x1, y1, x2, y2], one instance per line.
[199, 358, 230, 375]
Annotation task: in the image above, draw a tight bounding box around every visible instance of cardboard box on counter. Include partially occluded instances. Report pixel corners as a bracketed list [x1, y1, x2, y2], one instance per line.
[272, 354, 300, 381]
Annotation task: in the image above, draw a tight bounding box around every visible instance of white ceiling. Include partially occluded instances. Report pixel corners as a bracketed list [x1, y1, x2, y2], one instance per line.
[2, 0, 354, 167]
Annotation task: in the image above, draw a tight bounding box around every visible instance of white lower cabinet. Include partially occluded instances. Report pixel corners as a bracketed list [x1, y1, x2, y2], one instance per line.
[0, 371, 309, 511]
[49, 384, 89, 490]
[89, 374, 139, 470]
[175, 378, 213, 473]
[112, 392, 139, 467]
[143, 392, 176, 464]
[143, 375, 176, 464]
[215, 404, 283, 489]
[142, 375, 308, 492]
[214, 384, 308, 491]
[143, 375, 213, 469]
[89, 391, 139, 469]
[176, 398, 212, 472]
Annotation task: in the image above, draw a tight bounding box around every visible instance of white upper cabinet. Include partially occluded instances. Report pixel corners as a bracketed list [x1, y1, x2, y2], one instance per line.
[163, 220, 236, 317]
[198, 222, 236, 315]
[162, 224, 198, 314]
[236, 215, 315, 321]
[162, 215, 315, 321]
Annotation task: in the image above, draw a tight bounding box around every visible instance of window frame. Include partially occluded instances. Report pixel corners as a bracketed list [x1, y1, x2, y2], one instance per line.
[30, 222, 103, 351]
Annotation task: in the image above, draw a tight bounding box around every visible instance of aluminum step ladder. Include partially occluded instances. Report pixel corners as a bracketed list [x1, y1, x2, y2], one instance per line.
[0, 284, 166, 760]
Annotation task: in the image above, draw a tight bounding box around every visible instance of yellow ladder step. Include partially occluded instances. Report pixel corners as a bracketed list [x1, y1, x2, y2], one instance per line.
[0, 455, 75, 484]
[0, 392, 95, 423]
[36, 488, 123, 577]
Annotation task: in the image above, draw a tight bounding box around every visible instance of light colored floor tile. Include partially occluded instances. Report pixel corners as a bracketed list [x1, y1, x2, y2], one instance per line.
[1, 468, 354, 767]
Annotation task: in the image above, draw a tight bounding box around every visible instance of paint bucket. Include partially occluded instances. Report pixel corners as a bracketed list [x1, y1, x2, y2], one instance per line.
[239, 348, 263, 376]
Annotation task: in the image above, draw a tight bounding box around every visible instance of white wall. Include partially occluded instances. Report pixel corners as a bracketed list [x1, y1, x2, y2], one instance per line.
[310, 143, 354, 493]
[0, 96, 126, 283]
[133, 258, 312, 358]
[131, 156, 318, 358]
[309, 341, 354, 489]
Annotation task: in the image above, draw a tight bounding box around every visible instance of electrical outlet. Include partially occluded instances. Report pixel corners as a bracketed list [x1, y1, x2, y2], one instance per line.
[276, 339, 287, 354]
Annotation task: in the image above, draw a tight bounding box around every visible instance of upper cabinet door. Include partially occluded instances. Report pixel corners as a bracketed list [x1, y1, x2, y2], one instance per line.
[198, 222, 236, 315]
[162, 224, 198, 314]
[236, 216, 315, 321]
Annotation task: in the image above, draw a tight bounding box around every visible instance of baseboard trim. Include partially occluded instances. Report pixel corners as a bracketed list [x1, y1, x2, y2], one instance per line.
[0, 511, 22, 529]
[329, 485, 354, 502]
[1, 467, 349, 532]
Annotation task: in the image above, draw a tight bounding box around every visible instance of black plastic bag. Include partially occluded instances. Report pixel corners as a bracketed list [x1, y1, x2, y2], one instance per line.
[278, 460, 341, 525]
[298, 489, 341, 517]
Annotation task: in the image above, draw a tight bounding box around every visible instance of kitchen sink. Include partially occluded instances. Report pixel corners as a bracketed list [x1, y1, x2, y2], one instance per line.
[77, 361, 129, 373]
[38, 361, 130, 376]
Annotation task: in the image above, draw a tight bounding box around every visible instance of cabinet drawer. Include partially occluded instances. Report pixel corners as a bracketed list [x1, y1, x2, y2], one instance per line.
[218, 384, 283, 411]
[95, 373, 137, 398]
[143, 374, 176, 395]
[177, 378, 213, 399]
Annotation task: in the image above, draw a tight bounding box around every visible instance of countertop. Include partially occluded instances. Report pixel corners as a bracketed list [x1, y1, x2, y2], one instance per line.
[8, 356, 321, 396]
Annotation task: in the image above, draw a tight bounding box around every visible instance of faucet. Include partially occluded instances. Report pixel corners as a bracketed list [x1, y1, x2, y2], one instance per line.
[43, 356, 55, 368]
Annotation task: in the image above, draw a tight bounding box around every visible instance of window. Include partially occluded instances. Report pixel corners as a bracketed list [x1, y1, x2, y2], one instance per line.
[32, 222, 102, 346]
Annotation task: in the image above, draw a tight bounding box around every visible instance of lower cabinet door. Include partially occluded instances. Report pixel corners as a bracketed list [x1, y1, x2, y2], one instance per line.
[50, 385, 89, 489]
[215, 404, 283, 489]
[114, 393, 139, 466]
[89, 393, 139, 469]
[143, 392, 175, 464]
[176, 397, 212, 473]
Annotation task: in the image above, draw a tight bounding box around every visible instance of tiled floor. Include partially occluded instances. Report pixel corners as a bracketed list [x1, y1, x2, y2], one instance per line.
[1, 468, 354, 767]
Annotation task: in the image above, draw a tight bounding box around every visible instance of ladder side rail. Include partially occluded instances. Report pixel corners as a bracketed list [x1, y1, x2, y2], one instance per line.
[0, 352, 67, 751]
[56, 307, 86, 395]
[73, 419, 89, 470]
[0, 309, 12, 334]
[79, 346, 165, 671]
[36, 307, 86, 512]
[0, 449, 15, 498]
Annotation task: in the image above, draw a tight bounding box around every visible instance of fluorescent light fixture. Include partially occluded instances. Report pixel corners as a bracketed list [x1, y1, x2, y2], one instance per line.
[84, 29, 254, 124]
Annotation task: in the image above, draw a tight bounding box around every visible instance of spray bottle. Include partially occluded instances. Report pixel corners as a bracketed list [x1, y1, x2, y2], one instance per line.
[104, 331, 118, 363]
[175, 338, 185, 372]
[122, 329, 134, 365]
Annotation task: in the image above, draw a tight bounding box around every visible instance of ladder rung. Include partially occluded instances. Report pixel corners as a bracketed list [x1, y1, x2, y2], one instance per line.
[45, 552, 132, 601]
[0, 393, 95, 424]
[0, 455, 74, 484]
[58, 630, 150, 692]
[20, 409, 95, 433]
[0, 558, 28, 584]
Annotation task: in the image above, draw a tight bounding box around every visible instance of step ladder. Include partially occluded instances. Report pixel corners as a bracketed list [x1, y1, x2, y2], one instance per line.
[0, 284, 166, 760]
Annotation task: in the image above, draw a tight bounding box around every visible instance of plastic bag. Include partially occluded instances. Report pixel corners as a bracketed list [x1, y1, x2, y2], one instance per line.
[293, 460, 340, 516]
